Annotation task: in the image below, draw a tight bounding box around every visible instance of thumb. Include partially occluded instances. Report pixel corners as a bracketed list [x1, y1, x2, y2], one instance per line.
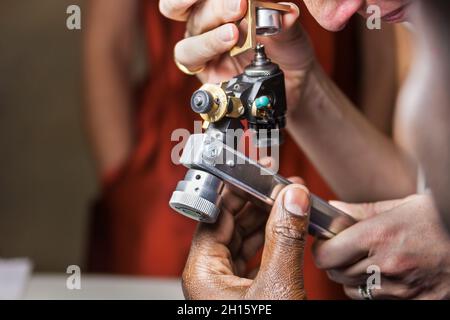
[253, 184, 310, 299]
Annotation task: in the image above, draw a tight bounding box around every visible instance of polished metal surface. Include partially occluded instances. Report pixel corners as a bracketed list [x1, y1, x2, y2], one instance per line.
[256, 8, 282, 36]
[176, 133, 357, 238]
[169, 169, 224, 223]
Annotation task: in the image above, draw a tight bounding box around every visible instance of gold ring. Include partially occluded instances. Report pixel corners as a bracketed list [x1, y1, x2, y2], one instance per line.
[174, 59, 206, 76]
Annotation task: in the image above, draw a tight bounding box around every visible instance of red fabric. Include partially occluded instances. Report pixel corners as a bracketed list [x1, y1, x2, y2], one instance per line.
[88, 0, 356, 300]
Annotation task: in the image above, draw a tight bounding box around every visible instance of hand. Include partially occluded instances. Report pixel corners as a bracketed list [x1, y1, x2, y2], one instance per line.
[313, 194, 450, 300]
[159, 0, 315, 110]
[182, 180, 310, 300]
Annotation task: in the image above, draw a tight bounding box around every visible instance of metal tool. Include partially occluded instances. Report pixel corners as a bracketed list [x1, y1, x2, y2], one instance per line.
[192, 44, 286, 147]
[231, 0, 291, 56]
[170, 132, 356, 239]
[256, 7, 283, 36]
[170, 10, 356, 239]
[171, 169, 224, 223]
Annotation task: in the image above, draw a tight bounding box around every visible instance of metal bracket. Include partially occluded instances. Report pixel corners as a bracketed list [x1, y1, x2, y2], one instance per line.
[230, 0, 291, 56]
[179, 133, 357, 238]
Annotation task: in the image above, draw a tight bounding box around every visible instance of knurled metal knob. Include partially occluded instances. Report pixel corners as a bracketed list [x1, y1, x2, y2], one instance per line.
[191, 90, 213, 114]
[169, 191, 220, 223]
[169, 169, 224, 223]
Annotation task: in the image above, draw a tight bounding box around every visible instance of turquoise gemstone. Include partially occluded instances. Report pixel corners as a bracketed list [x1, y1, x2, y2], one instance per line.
[255, 96, 270, 109]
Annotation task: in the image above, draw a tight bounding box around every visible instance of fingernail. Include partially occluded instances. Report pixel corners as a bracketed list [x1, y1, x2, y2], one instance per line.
[289, 3, 300, 16]
[283, 186, 309, 217]
[227, 0, 241, 13]
[279, 2, 300, 15]
[219, 25, 234, 42]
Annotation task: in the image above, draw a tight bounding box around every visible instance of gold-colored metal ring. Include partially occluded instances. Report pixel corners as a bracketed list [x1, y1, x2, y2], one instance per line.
[174, 59, 205, 76]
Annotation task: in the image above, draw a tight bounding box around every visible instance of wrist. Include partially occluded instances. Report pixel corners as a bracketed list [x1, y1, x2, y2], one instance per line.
[286, 61, 327, 124]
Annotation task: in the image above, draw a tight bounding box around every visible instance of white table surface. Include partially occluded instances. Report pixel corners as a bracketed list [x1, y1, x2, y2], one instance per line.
[22, 274, 184, 300]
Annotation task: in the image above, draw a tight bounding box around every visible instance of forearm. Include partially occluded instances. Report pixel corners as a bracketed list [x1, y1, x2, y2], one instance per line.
[83, 0, 138, 177]
[288, 63, 417, 202]
[84, 48, 135, 177]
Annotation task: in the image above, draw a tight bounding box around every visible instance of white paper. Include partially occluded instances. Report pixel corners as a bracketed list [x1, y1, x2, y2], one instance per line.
[0, 258, 33, 300]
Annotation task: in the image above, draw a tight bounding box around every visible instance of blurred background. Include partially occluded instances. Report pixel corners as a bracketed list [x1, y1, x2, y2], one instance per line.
[0, 0, 413, 300]
[0, 0, 94, 271]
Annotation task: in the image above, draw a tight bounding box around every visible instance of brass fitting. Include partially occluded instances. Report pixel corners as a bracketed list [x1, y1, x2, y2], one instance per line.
[192, 84, 246, 124]
[195, 84, 228, 123]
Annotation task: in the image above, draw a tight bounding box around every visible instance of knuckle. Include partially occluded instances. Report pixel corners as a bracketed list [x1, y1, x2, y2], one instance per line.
[158, 0, 172, 18]
[203, 31, 222, 55]
[186, 5, 203, 35]
[202, 38, 215, 58]
[218, 1, 236, 21]
[379, 260, 396, 276]
[366, 224, 389, 249]
[187, 18, 200, 36]
[159, 0, 192, 20]
[379, 254, 409, 276]
[270, 222, 307, 248]
[214, 1, 226, 21]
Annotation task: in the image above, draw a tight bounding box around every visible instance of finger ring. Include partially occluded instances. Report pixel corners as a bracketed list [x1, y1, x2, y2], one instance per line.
[174, 58, 206, 76]
[358, 285, 374, 300]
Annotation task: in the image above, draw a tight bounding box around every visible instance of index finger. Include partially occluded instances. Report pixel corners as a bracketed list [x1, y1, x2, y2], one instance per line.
[159, 0, 198, 21]
[192, 208, 235, 256]
[313, 219, 374, 270]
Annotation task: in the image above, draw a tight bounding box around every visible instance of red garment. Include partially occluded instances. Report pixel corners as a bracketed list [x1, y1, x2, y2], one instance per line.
[88, 1, 358, 300]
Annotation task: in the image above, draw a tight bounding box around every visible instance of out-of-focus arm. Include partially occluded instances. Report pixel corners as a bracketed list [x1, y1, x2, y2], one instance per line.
[83, 0, 139, 178]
